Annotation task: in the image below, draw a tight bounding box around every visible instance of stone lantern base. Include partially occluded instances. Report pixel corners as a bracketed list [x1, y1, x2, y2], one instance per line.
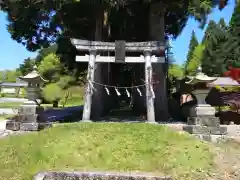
[6, 100, 52, 131]
[187, 104, 220, 126]
[6, 121, 52, 131]
[183, 104, 227, 142]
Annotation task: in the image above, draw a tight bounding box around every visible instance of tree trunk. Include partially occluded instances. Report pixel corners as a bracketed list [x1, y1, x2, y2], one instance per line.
[53, 100, 59, 108]
[149, 2, 169, 121]
[91, 7, 104, 120]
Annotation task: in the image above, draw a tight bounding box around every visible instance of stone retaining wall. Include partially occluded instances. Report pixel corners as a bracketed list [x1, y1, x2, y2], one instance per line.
[33, 172, 172, 180]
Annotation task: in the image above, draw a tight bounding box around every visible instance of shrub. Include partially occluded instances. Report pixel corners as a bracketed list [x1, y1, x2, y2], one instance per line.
[64, 86, 84, 106]
[59, 91, 71, 107]
[57, 76, 75, 89]
[42, 83, 63, 107]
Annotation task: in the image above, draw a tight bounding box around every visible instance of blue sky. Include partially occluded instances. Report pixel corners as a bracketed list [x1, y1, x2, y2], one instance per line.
[0, 1, 235, 70]
[171, 0, 235, 64]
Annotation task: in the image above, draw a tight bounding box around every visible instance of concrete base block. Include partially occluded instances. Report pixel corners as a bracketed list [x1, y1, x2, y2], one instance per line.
[183, 125, 227, 135]
[187, 116, 220, 126]
[192, 134, 228, 143]
[6, 121, 52, 131]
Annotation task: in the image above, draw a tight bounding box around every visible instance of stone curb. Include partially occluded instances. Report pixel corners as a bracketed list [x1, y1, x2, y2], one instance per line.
[33, 172, 172, 180]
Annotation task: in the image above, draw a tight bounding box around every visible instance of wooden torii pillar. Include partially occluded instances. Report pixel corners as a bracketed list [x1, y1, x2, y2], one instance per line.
[71, 39, 165, 122]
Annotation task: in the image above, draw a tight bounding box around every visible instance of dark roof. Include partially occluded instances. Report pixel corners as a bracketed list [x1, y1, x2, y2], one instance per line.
[0, 82, 28, 87]
[208, 77, 240, 87]
[206, 88, 240, 106]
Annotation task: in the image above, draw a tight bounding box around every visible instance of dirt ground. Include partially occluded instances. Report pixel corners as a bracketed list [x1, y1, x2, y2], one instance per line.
[209, 139, 240, 180]
[168, 124, 240, 180]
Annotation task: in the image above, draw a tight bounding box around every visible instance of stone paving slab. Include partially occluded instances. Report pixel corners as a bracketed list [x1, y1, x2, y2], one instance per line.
[222, 125, 240, 137]
[182, 125, 227, 135]
[0, 120, 7, 130]
[34, 172, 171, 180]
[192, 134, 228, 143]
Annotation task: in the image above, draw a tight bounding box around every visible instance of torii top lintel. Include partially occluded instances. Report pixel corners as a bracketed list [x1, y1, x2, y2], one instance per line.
[70, 39, 165, 52]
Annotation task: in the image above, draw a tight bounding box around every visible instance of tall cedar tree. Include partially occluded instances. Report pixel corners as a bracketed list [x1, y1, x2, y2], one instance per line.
[0, 0, 231, 51]
[201, 19, 227, 75]
[0, 0, 232, 74]
[220, 3, 240, 69]
[218, 17, 227, 30]
[185, 30, 198, 75]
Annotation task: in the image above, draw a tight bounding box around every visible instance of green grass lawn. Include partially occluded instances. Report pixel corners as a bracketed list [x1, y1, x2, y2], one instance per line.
[0, 102, 53, 108]
[0, 101, 83, 109]
[0, 123, 214, 180]
[0, 93, 25, 98]
[0, 114, 14, 120]
[0, 102, 23, 108]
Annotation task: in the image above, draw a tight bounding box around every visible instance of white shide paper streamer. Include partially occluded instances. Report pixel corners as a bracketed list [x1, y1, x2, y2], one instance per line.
[125, 88, 130, 97]
[105, 86, 110, 95]
[115, 87, 121, 96]
[137, 88, 142, 96]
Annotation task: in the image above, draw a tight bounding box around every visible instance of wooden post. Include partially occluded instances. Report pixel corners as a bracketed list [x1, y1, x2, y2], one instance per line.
[144, 50, 155, 123]
[82, 49, 97, 121]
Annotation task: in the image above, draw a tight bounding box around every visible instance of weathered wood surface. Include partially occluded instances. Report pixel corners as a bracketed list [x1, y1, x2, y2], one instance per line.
[90, 11, 107, 120]
[144, 51, 155, 122]
[82, 50, 96, 121]
[76, 55, 165, 63]
[71, 39, 165, 52]
[149, 2, 169, 121]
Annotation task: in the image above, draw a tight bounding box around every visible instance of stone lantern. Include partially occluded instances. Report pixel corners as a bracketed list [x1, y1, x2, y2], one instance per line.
[185, 66, 217, 121]
[19, 65, 47, 104]
[6, 66, 51, 131]
[183, 66, 227, 142]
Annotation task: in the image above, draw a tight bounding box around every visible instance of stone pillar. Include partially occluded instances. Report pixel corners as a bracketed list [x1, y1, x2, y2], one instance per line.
[144, 50, 155, 123]
[82, 49, 97, 121]
[149, 2, 169, 121]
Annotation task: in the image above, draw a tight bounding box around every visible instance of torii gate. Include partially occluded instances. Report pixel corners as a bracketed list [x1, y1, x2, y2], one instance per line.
[71, 39, 165, 123]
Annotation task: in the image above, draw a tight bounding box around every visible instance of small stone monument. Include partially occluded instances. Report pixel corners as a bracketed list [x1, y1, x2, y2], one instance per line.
[183, 66, 227, 141]
[6, 66, 51, 131]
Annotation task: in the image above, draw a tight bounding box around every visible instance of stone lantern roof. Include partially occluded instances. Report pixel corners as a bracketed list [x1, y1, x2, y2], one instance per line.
[18, 66, 48, 83]
[185, 66, 217, 85]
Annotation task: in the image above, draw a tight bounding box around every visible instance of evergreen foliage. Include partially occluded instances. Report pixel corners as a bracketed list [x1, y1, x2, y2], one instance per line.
[186, 44, 205, 75]
[220, 3, 240, 70]
[201, 19, 227, 76]
[0, 0, 232, 52]
[218, 18, 227, 30]
[185, 30, 198, 75]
